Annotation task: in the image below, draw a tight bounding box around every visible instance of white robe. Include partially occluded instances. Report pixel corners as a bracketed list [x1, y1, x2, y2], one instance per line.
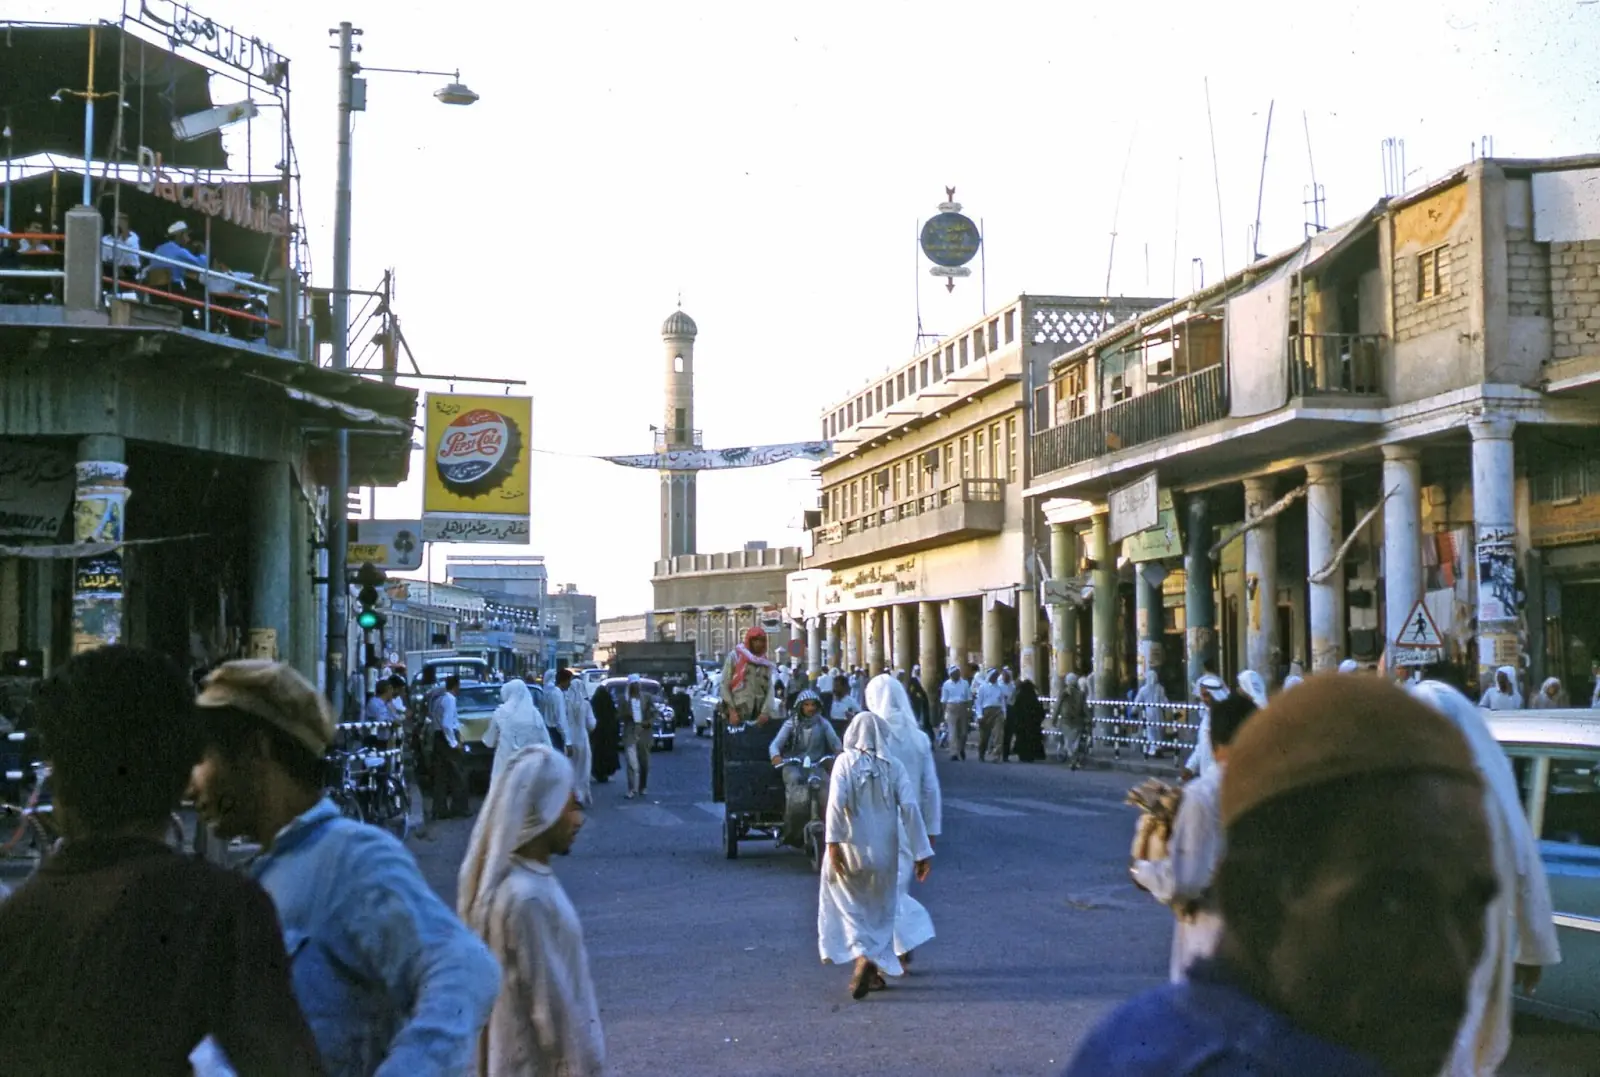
[1130, 763, 1227, 983]
[484, 684, 552, 787]
[1413, 684, 1561, 1077]
[476, 857, 605, 1077]
[564, 686, 596, 806]
[865, 674, 943, 956]
[817, 744, 933, 976]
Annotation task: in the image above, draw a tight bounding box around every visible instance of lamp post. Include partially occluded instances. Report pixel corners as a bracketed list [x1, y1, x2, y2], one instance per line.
[324, 22, 478, 712]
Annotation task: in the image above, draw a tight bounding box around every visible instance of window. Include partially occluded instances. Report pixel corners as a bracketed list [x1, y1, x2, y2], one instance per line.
[897, 373, 907, 399]
[920, 358, 931, 385]
[973, 330, 986, 360]
[974, 429, 987, 477]
[988, 320, 999, 352]
[959, 337, 969, 367]
[673, 354, 685, 373]
[1110, 374, 1130, 404]
[892, 463, 903, 502]
[1004, 308, 1016, 345]
[945, 343, 955, 372]
[1511, 752, 1600, 848]
[1054, 363, 1089, 424]
[674, 408, 687, 440]
[1006, 417, 1018, 483]
[943, 442, 955, 479]
[846, 402, 854, 426]
[960, 435, 972, 478]
[876, 385, 885, 411]
[1418, 244, 1451, 301]
[990, 422, 1003, 478]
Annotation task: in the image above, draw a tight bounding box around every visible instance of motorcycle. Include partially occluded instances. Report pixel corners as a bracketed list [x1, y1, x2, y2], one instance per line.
[774, 753, 836, 872]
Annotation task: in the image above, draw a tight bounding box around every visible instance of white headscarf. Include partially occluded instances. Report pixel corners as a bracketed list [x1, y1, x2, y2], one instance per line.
[1496, 665, 1521, 701]
[1195, 673, 1230, 702]
[1236, 670, 1269, 709]
[495, 678, 538, 725]
[1338, 659, 1360, 674]
[838, 710, 896, 802]
[457, 745, 575, 935]
[1282, 674, 1305, 692]
[866, 673, 919, 740]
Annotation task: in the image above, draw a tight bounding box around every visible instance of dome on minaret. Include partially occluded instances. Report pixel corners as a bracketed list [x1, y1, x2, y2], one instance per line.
[661, 309, 698, 339]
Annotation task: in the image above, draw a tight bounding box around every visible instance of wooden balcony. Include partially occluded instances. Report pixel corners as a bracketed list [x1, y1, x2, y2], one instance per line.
[809, 478, 1006, 569]
[1289, 333, 1383, 396]
[1031, 364, 1228, 477]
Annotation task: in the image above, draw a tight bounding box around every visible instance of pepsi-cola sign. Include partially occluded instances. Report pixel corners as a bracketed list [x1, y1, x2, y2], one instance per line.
[435, 408, 517, 496]
[422, 394, 532, 544]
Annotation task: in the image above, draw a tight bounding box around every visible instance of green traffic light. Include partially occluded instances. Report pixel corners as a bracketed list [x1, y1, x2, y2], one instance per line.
[357, 610, 379, 630]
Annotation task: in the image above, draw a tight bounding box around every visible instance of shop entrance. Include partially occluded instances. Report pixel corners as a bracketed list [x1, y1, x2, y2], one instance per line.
[1552, 580, 1600, 705]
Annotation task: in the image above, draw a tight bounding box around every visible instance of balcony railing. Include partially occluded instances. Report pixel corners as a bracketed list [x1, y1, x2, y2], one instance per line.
[655, 429, 703, 451]
[1032, 363, 1228, 476]
[1289, 333, 1383, 396]
[818, 477, 1005, 544]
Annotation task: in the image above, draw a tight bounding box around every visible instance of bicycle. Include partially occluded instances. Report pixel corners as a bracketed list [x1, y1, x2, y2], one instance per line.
[2, 761, 60, 867]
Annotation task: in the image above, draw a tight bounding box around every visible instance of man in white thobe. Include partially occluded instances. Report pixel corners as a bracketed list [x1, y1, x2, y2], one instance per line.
[540, 672, 571, 752]
[1412, 682, 1562, 1077]
[818, 712, 933, 1000]
[458, 746, 603, 1077]
[1134, 670, 1169, 758]
[564, 679, 596, 806]
[1184, 674, 1230, 779]
[864, 674, 942, 968]
[1131, 693, 1257, 982]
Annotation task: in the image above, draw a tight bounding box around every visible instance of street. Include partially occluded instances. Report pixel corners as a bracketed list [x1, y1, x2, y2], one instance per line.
[407, 731, 1600, 1077]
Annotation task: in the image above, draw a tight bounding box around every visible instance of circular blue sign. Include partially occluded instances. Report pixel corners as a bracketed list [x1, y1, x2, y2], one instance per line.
[920, 212, 981, 268]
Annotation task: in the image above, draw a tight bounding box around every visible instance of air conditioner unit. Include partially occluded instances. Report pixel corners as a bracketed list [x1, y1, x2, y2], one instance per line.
[875, 470, 890, 490]
[920, 448, 940, 472]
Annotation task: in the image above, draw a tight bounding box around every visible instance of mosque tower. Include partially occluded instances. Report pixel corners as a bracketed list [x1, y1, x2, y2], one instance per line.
[659, 308, 698, 560]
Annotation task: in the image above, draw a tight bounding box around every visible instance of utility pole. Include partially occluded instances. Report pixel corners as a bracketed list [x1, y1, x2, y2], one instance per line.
[325, 20, 360, 716]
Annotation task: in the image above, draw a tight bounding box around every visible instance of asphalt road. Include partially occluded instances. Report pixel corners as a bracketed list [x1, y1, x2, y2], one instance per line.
[406, 731, 1600, 1077]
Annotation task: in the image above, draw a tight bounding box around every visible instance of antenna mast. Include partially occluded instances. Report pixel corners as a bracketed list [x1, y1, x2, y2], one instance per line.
[1302, 110, 1326, 235]
[1249, 100, 1274, 261]
[1102, 123, 1139, 329]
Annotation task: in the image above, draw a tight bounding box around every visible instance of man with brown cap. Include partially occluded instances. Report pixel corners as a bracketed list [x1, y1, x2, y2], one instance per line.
[191, 659, 500, 1077]
[1065, 675, 1500, 1077]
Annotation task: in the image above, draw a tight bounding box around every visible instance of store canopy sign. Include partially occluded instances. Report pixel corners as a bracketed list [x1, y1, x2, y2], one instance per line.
[135, 146, 288, 235]
[0, 442, 75, 539]
[1122, 488, 1184, 563]
[1108, 471, 1160, 545]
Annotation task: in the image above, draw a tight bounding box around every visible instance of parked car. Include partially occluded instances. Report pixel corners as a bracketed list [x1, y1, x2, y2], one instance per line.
[580, 667, 609, 700]
[691, 683, 720, 737]
[409, 656, 492, 711]
[1487, 710, 1600, 1030]
[596, 676, 675, 752]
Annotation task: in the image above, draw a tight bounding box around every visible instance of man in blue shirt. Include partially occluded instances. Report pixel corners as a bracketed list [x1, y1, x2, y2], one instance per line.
[1065, 675, 1497, 1077]
[192, 660, 499, 1077]
[152, 220, 208, 292]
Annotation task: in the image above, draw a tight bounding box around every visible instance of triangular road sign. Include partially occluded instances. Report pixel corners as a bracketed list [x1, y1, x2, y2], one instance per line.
[1397, 599, 1444, 649]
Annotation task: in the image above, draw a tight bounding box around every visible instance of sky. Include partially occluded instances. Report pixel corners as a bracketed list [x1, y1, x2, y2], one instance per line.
[19, 0, 1600, 616]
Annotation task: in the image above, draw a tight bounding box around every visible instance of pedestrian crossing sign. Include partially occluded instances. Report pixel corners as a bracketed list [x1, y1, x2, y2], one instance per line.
[1396, 599, 1444, 649]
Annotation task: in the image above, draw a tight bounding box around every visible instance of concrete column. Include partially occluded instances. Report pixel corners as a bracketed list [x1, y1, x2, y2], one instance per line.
[981, 599, 1004, 671]
[1242, 476, 1279, 683]
[845, 610, 861, 670]
[1470, 417, 1519, 690]
[1305, 461, 1345, 673]
[1048, 523, 1075, 697]
[1135, 567, 1161, 681]
[788, 619, 804, 669]
[1090, 513, 1117, 703]
[1184, 493, 1215, 689]
[0, 558, 19, 655]
[865, 606, 885, 676]
[918, 601, 942, 699]
[1018, 588, 1038, 685]
[248, 461, 293, 663]
[825, 615, 841, 671]
[943, 598, 970, 673]
[893, 603, 915, 674]
[71, 435, 128, 655]
[1381, 444, 1423, 668]
[806, 618, 822, 679]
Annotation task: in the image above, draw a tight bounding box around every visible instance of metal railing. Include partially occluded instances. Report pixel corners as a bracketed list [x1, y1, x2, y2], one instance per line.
[1032, 363, 1228, 475]
[814, 477, 1005, 545]
[655, 429, 704, 451]
[1289, 332, 1383, 396]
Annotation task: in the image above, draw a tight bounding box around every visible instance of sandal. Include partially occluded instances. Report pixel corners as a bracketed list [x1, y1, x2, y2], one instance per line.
[869, 972, 888, 991]
[849, 958, 873, 1000]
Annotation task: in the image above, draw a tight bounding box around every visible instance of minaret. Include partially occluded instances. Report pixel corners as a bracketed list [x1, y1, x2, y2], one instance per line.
[660, 308, 698, 560]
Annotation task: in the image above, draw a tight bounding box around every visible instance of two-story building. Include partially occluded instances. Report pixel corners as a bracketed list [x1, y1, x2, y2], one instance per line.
[1026, 153, 1600, 705]
[801, 294, 1166, 695]
[0, 15, 415, 687]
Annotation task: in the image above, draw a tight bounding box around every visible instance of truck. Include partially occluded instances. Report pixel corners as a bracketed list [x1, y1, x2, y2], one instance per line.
[609, 641, 698, 683]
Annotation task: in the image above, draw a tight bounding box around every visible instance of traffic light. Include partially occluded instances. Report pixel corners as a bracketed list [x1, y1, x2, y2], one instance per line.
[354, 562, 387, 631]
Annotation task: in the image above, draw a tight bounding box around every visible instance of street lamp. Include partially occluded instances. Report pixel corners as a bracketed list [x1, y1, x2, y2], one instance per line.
[324, 21, 479, 714]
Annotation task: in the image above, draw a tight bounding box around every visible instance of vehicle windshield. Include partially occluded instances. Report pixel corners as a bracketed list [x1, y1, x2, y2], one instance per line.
[455, 684, 503, 712]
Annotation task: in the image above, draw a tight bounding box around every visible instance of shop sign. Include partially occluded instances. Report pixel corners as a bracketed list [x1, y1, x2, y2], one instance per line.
[135, 147, 289, 236]
[1529, 494, 1600, 548]
[422, 394, 532, 545]
[1108, 471, 1160, 544]
[347, 519, 423, 570]
[0, 443, 74, 539]
[822, 558, 919, 607]
[1122, 489, 1183, 563]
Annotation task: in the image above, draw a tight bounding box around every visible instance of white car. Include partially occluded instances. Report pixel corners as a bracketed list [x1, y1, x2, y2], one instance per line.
[692, 676, 721, 737]
[579, 667, 609, 700]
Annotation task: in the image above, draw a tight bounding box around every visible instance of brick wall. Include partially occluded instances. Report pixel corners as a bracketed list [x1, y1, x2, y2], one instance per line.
[1550, 239, 1600, 361]
[1506, 227, 1552, 318]
[1393, 232, 1472, 344]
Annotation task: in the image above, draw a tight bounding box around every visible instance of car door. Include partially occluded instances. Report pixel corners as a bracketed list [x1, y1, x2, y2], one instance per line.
[1508, 746, 1600, 1029]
